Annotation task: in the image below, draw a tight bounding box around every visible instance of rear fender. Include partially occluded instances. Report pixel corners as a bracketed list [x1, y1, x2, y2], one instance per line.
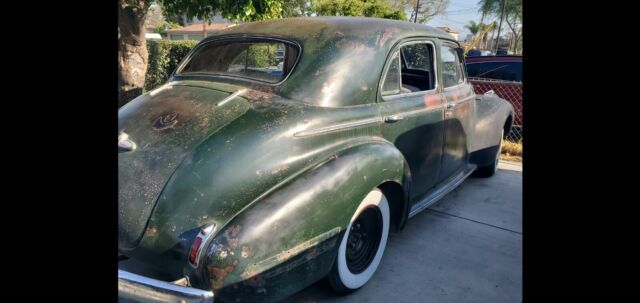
[190, 142, 406, 301]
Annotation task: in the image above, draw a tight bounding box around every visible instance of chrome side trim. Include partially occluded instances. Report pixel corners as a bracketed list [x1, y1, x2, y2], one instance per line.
[447, 95, 475, 106]
[383, 89, 439, 101]
[293, 117, 382, 138]
[217, 89, 245, 106]
[443, 82, 468, 91]
[409, 165, 476, 218]
[398, 103, 446, 119]
[118, 270, 214, 303]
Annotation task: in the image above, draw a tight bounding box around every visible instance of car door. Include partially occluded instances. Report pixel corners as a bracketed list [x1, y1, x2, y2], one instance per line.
[438, 41, 476, 182]
[378, 39, 446, 201]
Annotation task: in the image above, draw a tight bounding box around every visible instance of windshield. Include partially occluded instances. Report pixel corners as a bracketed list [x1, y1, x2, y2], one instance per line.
[178, 39, 299, 84]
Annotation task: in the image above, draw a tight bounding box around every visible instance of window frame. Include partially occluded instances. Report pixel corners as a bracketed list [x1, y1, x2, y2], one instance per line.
[173, 35, 302, 86]
[378, 39, 439, 102]
[439, 42, 467, 91]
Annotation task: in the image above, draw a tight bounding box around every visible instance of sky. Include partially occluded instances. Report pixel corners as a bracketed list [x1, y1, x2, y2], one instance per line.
[426, 0, 488, 41]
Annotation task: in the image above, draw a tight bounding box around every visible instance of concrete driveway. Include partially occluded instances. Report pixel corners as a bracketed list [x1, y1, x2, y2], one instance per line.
[283, 161, 522, 303]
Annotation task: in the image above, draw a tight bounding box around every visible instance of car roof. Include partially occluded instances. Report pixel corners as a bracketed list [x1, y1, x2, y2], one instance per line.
[204, 17, 458, 45]
[196, 17, 461, 107]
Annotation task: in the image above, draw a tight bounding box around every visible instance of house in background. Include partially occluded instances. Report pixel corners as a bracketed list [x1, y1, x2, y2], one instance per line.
[145, 33, 162, 40]
[166, 22, 237, 41]
[436, 26, 460, 41]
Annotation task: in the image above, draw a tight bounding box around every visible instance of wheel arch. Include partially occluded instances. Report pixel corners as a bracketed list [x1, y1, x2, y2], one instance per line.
[377, 159, 411, 232]
[503, 114, 513, 139]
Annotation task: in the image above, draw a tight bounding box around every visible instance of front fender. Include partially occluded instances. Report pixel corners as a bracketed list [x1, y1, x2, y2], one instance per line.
[469, 94, 514, 153]
[191, 142, 405, 302]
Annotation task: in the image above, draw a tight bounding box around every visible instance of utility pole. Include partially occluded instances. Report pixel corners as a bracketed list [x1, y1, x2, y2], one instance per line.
[494, 0, 507, 53]
[414, 0, 420, 23]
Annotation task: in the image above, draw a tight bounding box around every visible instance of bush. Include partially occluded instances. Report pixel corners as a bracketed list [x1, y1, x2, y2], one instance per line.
[145, 40, 198, 91]
[247, 44, 277, 68]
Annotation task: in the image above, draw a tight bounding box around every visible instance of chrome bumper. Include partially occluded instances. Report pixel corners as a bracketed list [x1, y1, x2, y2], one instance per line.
[118, 269, 214, 303]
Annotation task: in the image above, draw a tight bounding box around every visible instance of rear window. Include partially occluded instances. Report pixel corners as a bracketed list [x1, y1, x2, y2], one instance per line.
[178, 39, 299, 83]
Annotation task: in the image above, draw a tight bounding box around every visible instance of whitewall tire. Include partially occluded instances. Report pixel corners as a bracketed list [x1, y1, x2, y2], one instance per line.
[328, 188, 390, 294]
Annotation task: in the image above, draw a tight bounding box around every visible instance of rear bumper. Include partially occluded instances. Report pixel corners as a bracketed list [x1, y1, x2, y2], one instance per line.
[118, 269, 214, 303]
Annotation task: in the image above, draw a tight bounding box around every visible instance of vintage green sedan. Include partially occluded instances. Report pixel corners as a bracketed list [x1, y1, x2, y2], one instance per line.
[118, 17, 514, 302]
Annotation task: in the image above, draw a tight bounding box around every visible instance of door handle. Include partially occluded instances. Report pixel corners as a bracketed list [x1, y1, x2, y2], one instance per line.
[446, 103, 456, 109]
[384, 115, 404, 123]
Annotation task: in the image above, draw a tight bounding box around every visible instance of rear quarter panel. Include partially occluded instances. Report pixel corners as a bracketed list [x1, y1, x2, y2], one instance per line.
[191, 142, 406, 302]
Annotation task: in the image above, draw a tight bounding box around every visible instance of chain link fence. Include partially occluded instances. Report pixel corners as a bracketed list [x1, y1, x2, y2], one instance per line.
[469, 77, 522, 142]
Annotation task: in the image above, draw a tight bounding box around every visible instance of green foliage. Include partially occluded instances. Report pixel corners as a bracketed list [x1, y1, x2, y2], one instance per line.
[246, 44, 277, 68]
[313, 0, 406, 20]
[281, 0, 313, 17]
[159, 0, 283, 23]
[155, 21, 181, 35]
[145, 40, 198, 91]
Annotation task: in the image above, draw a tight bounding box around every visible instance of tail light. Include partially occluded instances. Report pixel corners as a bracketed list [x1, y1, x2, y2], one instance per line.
[188, 224, 217, 268]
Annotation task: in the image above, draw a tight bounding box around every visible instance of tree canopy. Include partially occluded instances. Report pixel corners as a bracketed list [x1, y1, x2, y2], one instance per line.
[159, 0, 283, 22]
[313, 0, 407, 20]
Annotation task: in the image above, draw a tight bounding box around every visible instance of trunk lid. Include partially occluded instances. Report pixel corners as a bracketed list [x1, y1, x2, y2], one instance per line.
[118, 81, 250, 251]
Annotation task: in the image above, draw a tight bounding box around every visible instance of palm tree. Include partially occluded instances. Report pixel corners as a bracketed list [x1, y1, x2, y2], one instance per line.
[464, 20, 483, 42]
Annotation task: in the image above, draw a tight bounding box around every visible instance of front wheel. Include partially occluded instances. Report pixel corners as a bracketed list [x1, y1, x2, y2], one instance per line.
[328, 189, 390, 294]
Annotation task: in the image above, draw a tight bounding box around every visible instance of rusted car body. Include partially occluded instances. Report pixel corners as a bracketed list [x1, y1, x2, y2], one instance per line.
[118, 17, 513, 302]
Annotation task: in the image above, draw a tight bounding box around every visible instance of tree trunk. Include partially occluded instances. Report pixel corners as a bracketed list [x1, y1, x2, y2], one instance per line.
[494, 0, 507, 53]
[505, 15, 521, 54]
[118, 1, 150, 108]
[479, 13, 485, 49]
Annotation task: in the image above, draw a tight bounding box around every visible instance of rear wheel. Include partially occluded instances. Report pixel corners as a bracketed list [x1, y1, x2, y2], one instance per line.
[475, 128, 504, 178]
[328, 189, 390, 295]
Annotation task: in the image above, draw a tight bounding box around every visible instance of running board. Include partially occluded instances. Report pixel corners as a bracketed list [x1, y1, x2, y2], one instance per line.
[408, 165, 476, 218]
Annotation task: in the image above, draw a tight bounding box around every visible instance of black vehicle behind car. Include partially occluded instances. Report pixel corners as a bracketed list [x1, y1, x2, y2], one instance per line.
[465, 55, 522, 82]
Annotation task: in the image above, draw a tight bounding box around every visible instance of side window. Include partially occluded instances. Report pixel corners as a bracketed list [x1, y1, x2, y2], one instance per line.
[381, 51, 401, 96]
[440, 45, 464, 88]
[381, 42, 436, 97]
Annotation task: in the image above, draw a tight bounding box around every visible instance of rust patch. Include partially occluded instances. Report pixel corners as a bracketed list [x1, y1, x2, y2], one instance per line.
[145, 227, 157, 237]
[270, 164, 289, 175]
[243, 88, 275, 102]
[376, 27, 400, 46]
[228, 238, 238, 250]
[241, 245, 252, 258]
[209, 265, 235, 289]
[225, 224, 241, 238]
[224, 225, 241, 250]
[424, 94, 441, 107]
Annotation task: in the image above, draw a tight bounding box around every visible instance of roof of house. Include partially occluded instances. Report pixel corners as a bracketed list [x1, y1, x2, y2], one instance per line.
[166, 22, 236, 34]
